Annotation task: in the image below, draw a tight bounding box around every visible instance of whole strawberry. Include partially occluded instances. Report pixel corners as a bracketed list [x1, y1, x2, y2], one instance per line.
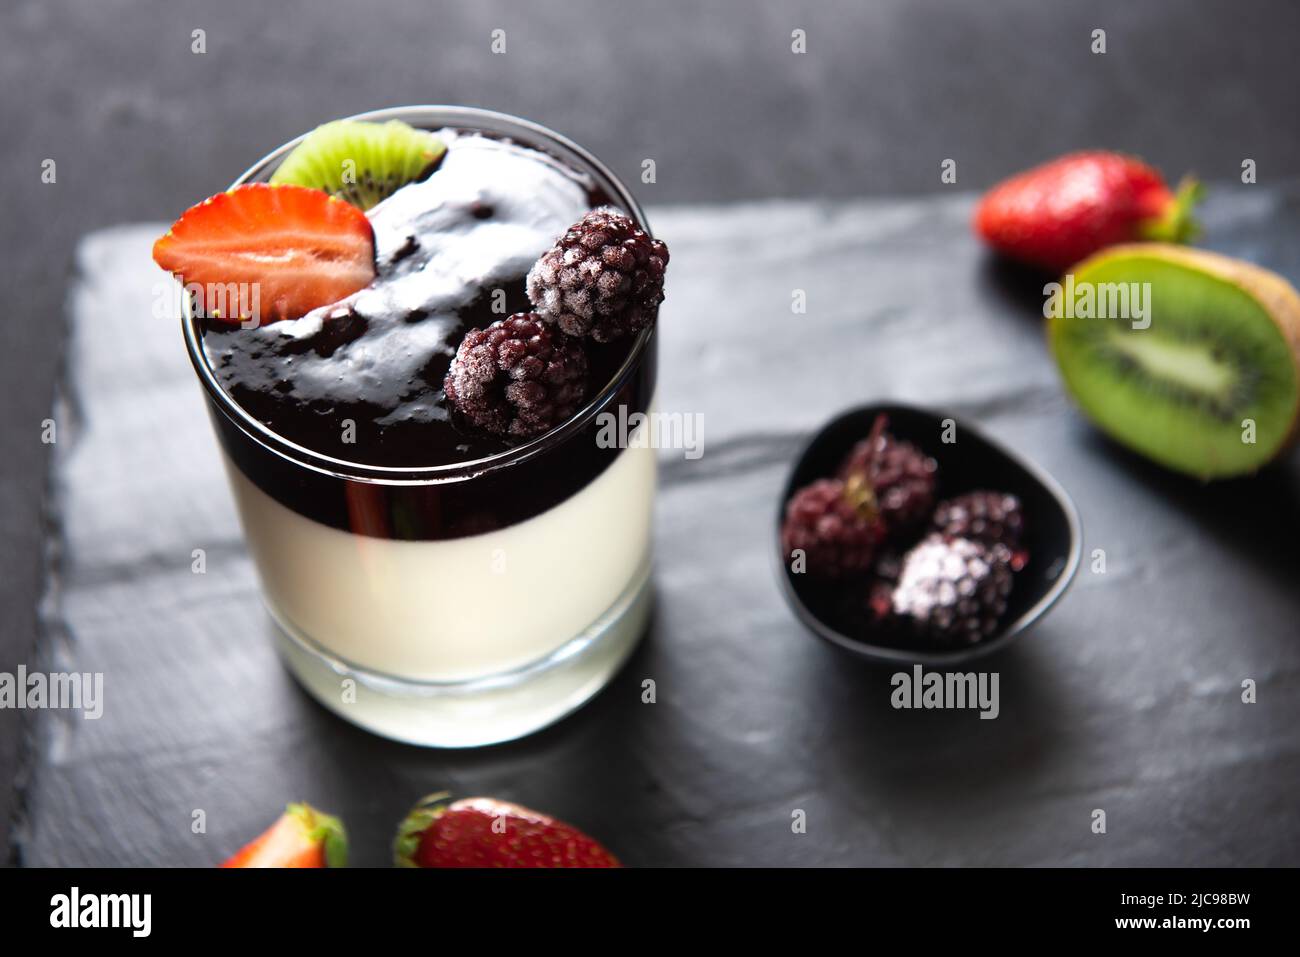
[973, 151, 1201, 271]
[394, 794, 620, 868]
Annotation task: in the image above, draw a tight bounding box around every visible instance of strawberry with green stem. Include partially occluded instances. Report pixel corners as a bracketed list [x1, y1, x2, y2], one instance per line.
[973, 150, 1202, 272]
[221, 802, 348, 868]
[394, 793, 620, 868]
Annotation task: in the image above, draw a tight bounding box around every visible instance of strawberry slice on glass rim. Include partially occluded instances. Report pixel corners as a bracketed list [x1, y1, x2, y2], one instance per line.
[152, 183, 376, 326]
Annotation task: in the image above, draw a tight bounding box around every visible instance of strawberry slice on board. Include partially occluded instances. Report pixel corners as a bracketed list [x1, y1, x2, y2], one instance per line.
[394, 793, 621, 868]
[220, 802, 348, 868]
[152, 183, 375, 326]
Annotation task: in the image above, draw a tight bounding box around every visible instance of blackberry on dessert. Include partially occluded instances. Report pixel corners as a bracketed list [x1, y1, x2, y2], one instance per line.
[527, 209, 669, 343]
[443, 313, 588, 439]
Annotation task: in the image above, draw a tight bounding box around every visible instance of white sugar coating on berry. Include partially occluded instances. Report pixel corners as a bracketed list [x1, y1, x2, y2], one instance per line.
[206, 131, 593, 424]
[889, 534, 1016, 644]
[525, 208, 667, 343]
[443, 314, 588, 439]
[893, 537, 982, 616]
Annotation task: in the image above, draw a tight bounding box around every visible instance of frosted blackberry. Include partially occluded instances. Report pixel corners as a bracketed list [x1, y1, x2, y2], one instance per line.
[838, 415, 938, 531]
[780, 478, 887, 580]
[526, 209, 669, 342]
[891, 535, 1015, 645]
[443, 313, 587, 440]
[932, 491, 1024, 550]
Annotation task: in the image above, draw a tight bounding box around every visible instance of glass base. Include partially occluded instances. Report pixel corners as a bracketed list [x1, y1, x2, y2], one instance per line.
[269, 563, 651, 748]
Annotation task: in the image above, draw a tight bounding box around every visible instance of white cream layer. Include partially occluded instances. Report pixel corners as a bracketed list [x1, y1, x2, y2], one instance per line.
[225, 438, 655, 683]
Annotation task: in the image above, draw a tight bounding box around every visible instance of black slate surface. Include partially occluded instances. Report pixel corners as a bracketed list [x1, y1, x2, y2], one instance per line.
[8, 0, 1300, 863]
[13, 187, 1300, 867]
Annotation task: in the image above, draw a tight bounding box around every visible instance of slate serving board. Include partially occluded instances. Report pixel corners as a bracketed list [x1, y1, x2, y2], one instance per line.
[14, 189, 1300, 866]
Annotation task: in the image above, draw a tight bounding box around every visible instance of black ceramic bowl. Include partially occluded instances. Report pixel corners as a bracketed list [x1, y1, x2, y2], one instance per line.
[776, 403, 1081, 665]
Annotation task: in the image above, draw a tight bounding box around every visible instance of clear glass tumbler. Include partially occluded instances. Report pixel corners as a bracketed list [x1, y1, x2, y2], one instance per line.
[181, 107, 657, 747]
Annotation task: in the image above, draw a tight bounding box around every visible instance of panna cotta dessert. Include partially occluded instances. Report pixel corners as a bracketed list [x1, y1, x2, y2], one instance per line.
[155, 107, 668, 746]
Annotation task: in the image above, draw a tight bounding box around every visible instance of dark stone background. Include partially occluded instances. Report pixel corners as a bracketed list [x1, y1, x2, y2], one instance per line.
[3, 0, 1300, 862]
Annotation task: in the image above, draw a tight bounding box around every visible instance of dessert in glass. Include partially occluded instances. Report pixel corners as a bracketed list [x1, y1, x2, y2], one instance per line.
[153, 107, 668, 747]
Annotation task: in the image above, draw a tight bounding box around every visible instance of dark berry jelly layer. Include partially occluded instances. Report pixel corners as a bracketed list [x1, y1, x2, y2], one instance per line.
[205, 331, 655, 541]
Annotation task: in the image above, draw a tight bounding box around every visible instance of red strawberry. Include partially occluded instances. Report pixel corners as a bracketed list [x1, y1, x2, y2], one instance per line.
[221, 802, 347, 868]
[973, 151, 1202, 271]
[152, 183, 375, 325]
[394, 794, 620, 868]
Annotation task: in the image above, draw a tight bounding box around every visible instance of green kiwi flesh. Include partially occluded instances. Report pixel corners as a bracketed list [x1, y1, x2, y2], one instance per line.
[1048, 244, 1300, 479]
[270, 119, 446, 211]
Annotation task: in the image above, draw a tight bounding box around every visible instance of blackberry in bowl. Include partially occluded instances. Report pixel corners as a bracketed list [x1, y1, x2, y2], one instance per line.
[776, 403, 1081, 665]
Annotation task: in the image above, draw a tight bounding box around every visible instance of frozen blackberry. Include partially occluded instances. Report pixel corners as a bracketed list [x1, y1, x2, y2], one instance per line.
[837, 415, 938, 531]
[781, 478, 887, 580]
[526, 208, 669, 342]
[443, 313, 587, 440]
[932, 491, 1024, 550]
[891, 535, 1015, 645]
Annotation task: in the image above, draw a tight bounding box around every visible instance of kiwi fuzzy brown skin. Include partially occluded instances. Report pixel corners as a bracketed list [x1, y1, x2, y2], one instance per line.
[1048, 242, 1300, 480]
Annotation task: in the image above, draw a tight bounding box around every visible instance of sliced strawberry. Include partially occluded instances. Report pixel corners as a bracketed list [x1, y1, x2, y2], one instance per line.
[394, 793, 620, 868]
[221, 802, 348, 868]
[153, 183, 375, 326]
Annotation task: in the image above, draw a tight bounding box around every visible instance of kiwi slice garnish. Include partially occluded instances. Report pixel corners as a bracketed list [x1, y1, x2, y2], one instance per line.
[1048, 244, 1300, 479]
[270, 119, 446, 211]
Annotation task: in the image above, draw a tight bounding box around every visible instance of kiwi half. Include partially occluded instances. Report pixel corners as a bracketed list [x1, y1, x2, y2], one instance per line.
[270, 119, 446, 211]
[1048, 244, 1300, 479]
